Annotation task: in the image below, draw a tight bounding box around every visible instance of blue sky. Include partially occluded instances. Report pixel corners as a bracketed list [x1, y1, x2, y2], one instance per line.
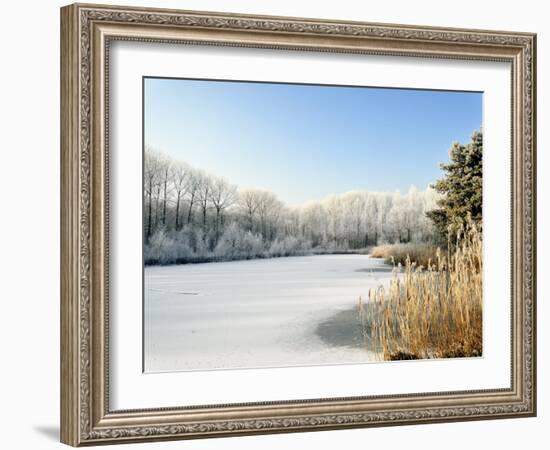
[144, 77, 482, 205]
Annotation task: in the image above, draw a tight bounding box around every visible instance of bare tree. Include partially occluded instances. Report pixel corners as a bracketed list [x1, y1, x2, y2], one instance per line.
[171, 161, 191, 230]
[255, 190, 283, 240]
[404, 186, 422, 242]
[157, 154, 172, 226]
[196, 171, 213, 234]
[144, 147, 161, 241]
[186, 170, 199, 225]
[365, 194, 379, 245]
[239, 189, 261, 232]
[209, 178, 238, 244]
[343, 192, 367, 248]
[300, 202, 324, 246]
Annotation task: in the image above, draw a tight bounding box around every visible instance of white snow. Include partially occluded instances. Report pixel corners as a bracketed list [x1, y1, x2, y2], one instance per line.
[144, 254, 393, 372]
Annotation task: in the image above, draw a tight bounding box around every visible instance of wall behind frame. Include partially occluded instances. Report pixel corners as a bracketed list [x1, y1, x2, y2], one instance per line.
[0, 0, 545, 449]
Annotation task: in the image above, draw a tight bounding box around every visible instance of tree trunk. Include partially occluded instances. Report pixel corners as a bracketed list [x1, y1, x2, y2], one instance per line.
[248, 210, 254, 231]
[153, 191, 159, 229]
[261, 218, 267, 240]
[146, 180, 152, 241]
[214, 207, 220, 245]
[175, 192, 181, 230]
[162, 175, 168, 225]
[187, 192, 195, 224]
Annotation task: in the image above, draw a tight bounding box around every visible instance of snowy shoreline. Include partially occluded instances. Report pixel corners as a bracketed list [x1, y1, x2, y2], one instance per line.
[144, 248, 372, 267]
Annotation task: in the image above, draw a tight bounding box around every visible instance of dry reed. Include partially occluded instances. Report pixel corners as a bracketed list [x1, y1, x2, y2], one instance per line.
[370, 243, 444, 268]
[360, 223, 482, 361]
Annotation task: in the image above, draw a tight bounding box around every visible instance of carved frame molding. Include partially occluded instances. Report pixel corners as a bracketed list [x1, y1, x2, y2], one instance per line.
[61, 3, 536, 446]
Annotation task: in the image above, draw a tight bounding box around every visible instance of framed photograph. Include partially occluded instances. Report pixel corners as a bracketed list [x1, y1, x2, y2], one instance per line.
[60, 3, 537, 446]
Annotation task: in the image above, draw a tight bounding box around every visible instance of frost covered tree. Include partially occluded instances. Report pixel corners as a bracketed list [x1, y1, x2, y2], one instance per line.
[171, 161, 191, 230]
[215, 222, 263, 260]
[255, 190, 283, 240]
[186, 170, 199, 225]
[144, 147, 161, 241]
[143, 147, 442, 265]
[157, 153, 172, 226]
[196, 171, 213, 234]
[239, 189, 261, 232]
[209, 177, 238, 245]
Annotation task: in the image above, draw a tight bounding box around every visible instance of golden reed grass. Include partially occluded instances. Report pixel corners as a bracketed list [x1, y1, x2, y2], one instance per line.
[370, 243, 444, 269]
[360, 223, 482, 361]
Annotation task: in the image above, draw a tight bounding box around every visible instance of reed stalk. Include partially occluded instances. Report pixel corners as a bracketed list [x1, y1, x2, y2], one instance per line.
[360, 222, 482, 361]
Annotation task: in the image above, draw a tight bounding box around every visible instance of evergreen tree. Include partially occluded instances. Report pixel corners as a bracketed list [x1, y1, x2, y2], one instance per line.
[427, 130, 483, 240]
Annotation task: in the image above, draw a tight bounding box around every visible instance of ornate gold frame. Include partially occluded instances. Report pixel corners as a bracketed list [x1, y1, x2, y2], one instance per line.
[60, 3, 536, 446]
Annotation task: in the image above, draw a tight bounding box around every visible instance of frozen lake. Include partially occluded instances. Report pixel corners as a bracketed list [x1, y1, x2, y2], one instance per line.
[144, 254, 393, 372]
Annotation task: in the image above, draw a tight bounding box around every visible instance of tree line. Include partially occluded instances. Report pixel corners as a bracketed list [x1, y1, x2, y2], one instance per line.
[144, 146, 441, 265]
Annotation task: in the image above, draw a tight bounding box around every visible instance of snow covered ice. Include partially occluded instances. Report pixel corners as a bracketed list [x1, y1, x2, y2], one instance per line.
[144, 254, 393, 372]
